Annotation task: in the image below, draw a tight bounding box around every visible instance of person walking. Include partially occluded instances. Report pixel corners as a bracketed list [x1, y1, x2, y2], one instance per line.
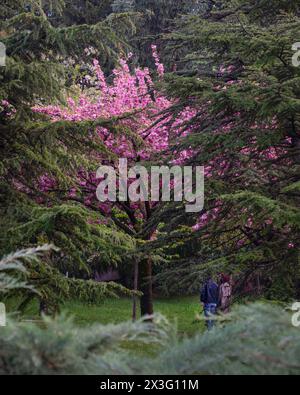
[218, 274, 232, 314]
[200, 276, 219, 330]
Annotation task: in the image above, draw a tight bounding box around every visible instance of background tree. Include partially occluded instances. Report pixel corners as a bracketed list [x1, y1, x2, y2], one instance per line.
[0, 0, 141, 312]
[57, 0, 114, 25]
[149, 0, 300, 300]
[34, 48, 197, 316]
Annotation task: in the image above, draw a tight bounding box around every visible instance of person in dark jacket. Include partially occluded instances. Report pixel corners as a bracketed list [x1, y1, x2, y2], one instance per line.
[200, 277, 219, 330]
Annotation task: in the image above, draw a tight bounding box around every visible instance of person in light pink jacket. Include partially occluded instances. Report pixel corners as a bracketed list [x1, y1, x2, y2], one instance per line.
[218, 274, 232, 314]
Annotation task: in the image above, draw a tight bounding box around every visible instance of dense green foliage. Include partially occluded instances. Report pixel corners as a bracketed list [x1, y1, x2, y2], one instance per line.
[149, 0, 300, 300]
[2, 247, 299, 375]
[0, 245, 135, 314]
[1, 0, 300, 377]
[1, 303, 300, 375]
[1, 0, 300, 307]
[0, 1, 140, 309]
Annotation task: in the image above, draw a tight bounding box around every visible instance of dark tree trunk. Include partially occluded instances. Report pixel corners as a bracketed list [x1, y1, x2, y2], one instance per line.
[132, 261, 139, 321]
[140, 258, 153, 317]
[294, 137, 300, 164]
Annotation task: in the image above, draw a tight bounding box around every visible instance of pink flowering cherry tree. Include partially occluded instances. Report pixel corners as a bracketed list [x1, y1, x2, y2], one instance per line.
[34, 47, 197, 316]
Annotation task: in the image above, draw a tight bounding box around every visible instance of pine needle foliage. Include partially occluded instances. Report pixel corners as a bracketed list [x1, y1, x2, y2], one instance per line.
[149, 0, 300, 299]
[1, 303, 299, 375]
[0, 245, 136, 313]
[0, 244, 54, 294]
[0, 1, 140, 310]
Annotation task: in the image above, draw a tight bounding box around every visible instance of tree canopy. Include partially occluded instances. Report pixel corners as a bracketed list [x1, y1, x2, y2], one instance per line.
[1, 0, 299, 313]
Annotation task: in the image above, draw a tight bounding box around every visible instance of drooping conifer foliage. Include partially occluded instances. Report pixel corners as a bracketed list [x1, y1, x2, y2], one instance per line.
[150, 0, 300, 300]
[0, 0, 141, 310]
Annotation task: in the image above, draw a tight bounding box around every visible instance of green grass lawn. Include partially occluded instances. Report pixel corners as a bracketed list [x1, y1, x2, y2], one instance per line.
[7, 296, 205, 337]
[64, 296, 204, 336]
[66, 296, 205, 355]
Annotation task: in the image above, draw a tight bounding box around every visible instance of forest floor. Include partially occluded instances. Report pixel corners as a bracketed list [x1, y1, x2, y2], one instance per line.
[7, 296, 205, 337]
